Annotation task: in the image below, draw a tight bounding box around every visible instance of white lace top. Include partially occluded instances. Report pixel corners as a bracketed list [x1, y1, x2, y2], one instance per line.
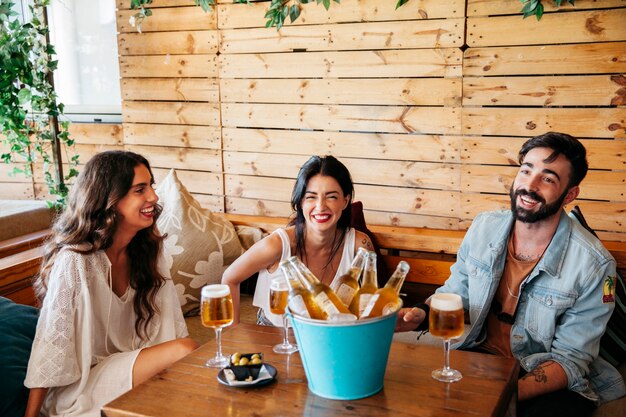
[24, 246, 188, 417]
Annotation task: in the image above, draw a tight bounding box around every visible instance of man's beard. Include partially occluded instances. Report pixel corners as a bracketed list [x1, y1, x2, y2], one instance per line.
[509, 186, 568, 223]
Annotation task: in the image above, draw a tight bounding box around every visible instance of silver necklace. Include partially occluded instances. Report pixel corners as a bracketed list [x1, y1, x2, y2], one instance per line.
[505, 276, 519, 299]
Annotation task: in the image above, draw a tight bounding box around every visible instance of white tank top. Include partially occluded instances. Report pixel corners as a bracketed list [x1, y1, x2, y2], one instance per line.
[252, 227, 356, 327]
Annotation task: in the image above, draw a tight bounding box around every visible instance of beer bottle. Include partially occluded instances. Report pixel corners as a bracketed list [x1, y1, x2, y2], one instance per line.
[348, 251, 379, 318]
[279, 260, 327, 320]
[287, 256, 352, 318]
[329, 247, 367, 307]
[360, 260, 410, 319]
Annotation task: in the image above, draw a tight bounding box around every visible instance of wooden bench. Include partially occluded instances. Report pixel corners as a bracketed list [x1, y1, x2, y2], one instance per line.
[0, 229, 49, 307]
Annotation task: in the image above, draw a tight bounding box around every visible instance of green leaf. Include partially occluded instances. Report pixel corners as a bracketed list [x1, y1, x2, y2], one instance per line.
[395, 0, 409, 9]
[535, 2, 544, 19]
[17, 88, 31, 104]
[323, 0, 330, 10]
[289, 4, 301, 22]
[520, 1, 535, 14]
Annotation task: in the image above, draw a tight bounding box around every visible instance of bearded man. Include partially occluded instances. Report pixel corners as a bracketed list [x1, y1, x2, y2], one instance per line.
[397, 132, 625, 417]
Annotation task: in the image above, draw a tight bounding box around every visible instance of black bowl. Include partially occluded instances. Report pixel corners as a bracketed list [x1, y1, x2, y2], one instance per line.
[228, 352, 264, 381]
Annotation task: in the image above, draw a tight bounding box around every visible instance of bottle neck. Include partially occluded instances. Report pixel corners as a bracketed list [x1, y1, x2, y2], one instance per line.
[280, 264, 304, 291]
[361, 253, 378, 287]
[291, 259, 321, 286]
[384, 264, 409, 294]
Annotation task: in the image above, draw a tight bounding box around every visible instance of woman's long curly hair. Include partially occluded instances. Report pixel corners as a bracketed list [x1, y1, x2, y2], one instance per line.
[34, 150, 165, 339]
[289, 155, 353, 267]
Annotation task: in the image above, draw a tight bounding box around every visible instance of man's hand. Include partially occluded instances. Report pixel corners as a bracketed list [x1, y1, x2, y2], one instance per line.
[395, 307, 426, 332]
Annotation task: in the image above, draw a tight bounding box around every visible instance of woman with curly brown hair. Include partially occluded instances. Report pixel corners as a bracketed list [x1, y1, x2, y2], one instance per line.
[24, 151, 197, 417]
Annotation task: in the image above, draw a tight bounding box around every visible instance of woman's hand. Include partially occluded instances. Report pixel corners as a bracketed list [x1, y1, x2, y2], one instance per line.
[395, 307, 427, 332]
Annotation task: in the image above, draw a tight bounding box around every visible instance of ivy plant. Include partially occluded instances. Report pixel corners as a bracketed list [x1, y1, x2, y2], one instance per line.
[520, 0, 575, 20]
[0, 0, 79, 209]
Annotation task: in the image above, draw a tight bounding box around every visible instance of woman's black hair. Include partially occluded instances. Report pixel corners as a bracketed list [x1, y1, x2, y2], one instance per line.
[289, 155, 354, 267]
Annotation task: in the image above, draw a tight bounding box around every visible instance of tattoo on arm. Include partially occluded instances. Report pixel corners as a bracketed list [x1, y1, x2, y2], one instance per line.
[523, 365, 549, 384]
[362, 239, 373, 250]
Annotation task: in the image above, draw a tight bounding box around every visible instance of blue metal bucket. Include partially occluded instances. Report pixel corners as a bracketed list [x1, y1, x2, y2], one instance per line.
[289, 305, 400, 400]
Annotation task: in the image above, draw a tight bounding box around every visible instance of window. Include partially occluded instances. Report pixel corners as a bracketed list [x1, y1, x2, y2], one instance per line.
[16, 0, 122, 122]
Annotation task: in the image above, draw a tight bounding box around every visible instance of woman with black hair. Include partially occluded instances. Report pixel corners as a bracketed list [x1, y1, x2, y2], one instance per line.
[222, 155, 373, 326]
[24, 151, 198, 417]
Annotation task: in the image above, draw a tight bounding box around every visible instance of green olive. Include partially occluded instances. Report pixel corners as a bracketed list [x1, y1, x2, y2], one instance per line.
[238, 357, 249, 365]
[250, 357, 262, 365]
[231, 352, 241, 364]
[251, 353, 261, 360]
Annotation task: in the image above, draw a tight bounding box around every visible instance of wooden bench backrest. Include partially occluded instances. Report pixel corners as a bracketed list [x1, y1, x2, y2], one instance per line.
[224, 214, 626, 286]
[2, 214, 625, 307]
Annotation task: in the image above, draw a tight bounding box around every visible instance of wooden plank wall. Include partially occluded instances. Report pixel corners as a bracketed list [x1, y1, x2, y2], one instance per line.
[3, 0, 624, 242]
[464, 0, 626, 241]
[115, 0, 223, 211]
[218, 0, 465, 230]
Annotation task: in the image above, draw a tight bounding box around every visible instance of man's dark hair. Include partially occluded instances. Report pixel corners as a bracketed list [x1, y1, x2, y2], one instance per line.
[518, 131, 588, 188]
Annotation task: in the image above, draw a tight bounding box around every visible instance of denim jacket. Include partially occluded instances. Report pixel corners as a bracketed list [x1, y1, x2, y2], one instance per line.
[438, 210, 625, 404]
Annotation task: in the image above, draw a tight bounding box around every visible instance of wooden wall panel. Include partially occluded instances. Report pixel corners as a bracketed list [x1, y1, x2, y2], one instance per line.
[152, 168, 223, 195]
[217, 0, 465, 28]
[220, 19, 464, 53]
[0, 163, 31, 184]
[468, 9, 626, 47]
[0, 183, 34, 199]
[219, 49, 462, 78]
[467, 0, 626, 16]
[222, 103, 461, 134]
[225, 174, 461, 218]
[122, 101, 220, 126]
[67, 123, 123, 146]
[117, 0, 195, 9]
[119, 55, 218, 78]
[221, 78, 461, 106]
[464, 75, 626, 107]
[121, 78, 219, 102]
[224, 151, 461, 190]
[25, 2, 589, 241]
[461, 137, 626, 169]
[123, 124, 220, 149]
[462, 107, 625, 138]
[118, 31, 218, 55]
[124, 145, 221, 172]
[222, 129, 462, 163]
[117, 0, 223, 212]
[117, 7, 217, 33]
[464, 42, 626, 76]
[462, 2, 625, 241]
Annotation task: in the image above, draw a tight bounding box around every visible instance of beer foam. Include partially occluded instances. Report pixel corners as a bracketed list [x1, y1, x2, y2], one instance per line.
[430, 293, 463, 311]
[201, 284, 230, 298]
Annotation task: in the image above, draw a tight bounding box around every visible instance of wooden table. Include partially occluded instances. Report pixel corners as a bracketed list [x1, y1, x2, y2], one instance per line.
[103, 323, 518, 417]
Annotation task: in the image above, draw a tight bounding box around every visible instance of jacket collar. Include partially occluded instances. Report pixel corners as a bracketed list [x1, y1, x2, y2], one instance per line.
[534, 210, 571, 279]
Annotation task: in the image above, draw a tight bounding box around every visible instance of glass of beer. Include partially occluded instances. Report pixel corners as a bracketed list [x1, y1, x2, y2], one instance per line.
[429, 293, 464, 382]
[269, 276, 298, 354]
[201, 284, 233, 368]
